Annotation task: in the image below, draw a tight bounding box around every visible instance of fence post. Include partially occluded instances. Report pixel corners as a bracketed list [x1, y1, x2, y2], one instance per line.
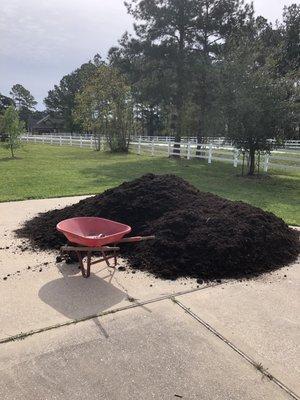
[233, 149, 238, 167]
[138, 137, 141, 155]
[208, 143, 213, 164]
[34, 136, 37, 144]
[168, 140, 171, 157]
[80, 136, 83, 148]
[70, 136, 72, 146]
[60, 136, 62, 146]
[187, 140, 191, 160]
[263, 154, 269, 172]
[151, 140, 154, 156]
[42, 134, 45, 144]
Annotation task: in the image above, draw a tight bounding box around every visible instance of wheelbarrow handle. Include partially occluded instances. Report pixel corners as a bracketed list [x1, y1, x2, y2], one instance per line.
[119, 235, 155, 243]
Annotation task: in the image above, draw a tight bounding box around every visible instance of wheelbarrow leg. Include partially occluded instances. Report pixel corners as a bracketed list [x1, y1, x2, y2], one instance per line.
[101, 250, 111, 268]
[86, 252, 91, 278]
[76, 251, 91, 278]
[114, 249, 117, 267]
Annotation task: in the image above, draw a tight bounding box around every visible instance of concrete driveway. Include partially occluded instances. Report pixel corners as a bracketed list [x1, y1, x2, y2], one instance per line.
[0, 197, 299, 400]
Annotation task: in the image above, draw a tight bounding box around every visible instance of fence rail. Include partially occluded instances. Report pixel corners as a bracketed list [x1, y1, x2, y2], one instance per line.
[22, 134, 96, 148]
[131, 136, 300, 150]
[26, 133, 300, 149]
[21, 134, 300, 172]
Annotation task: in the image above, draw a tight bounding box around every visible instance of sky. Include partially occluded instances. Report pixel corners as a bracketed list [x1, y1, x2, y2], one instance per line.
[0, 0, 298, 110]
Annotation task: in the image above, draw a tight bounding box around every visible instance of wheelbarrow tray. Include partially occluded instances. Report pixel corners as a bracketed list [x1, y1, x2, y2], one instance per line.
[57, 217, 131, 247]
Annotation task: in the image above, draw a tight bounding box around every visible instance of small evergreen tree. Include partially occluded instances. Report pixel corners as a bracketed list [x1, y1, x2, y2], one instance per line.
[1, 106, 24, 158]
[217, 33, 295, 175]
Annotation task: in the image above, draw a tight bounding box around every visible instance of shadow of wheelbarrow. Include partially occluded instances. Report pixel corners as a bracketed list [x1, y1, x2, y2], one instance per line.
[38, 263, 126, 338]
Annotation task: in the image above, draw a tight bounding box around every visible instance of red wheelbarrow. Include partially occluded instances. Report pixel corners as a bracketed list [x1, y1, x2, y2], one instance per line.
[57, 217, 154, 278]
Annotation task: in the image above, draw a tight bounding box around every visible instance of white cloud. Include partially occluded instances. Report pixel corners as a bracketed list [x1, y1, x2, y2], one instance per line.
[253, 0, 297, 23]
[0, 0, 133, 108]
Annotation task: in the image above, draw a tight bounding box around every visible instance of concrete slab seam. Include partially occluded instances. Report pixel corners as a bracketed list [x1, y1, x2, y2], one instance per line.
[0, 282, 221, 345]
[171, 297, 300, 400]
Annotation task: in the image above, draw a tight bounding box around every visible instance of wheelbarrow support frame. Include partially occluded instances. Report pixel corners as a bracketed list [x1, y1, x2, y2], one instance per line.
[60, 245, 119, 278]
[60, 236, 155, 278]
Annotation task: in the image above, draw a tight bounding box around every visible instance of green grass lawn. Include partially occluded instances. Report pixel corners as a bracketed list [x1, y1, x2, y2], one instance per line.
[1, 144, 299, 225]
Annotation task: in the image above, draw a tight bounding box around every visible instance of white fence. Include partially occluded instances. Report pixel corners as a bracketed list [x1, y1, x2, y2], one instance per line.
[22, 134, 96, 148]
[21, 134, 300, 172]
[132, 136, 300, 150]
[129, 139, 300, 172]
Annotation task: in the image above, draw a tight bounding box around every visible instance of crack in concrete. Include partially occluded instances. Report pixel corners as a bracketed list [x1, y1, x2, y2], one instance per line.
[1, 271, 299, 399]
[0, 282, 220, 345]
[172, 297, 300, 400]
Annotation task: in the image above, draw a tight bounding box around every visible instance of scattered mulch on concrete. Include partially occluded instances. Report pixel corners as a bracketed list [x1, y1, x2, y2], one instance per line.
[16, 174, 299, 280]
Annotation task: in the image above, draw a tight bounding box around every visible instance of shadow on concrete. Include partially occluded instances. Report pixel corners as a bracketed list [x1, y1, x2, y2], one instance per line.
[38, 263, 126, 337]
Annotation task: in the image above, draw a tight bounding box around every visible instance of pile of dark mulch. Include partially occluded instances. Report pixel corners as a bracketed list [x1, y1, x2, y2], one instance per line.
[16, 174, 299, 280]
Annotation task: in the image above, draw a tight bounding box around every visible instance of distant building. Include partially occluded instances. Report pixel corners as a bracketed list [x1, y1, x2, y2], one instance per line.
[28, 114, 65, 133]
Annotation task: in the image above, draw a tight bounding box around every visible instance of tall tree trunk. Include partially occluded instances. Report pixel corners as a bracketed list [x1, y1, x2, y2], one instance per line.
[10, 137, 14, 158]
[248, 147, 255, 175]
[173, 4, 186, 157]
[196, 114, 204, 157]
[148, 107, 154, 137]
[176, 21, 185, 141]
[196, 1, 210, 158]
[94, 128, 101, 151]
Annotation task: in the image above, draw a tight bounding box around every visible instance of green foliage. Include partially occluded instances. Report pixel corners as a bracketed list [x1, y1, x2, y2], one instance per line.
[0, 93, 15, 114]
[74, 66, 136, 152]
[218, 36, 295, 175]
[280, 4, 300, 75]
[42, 1, 299, 148]
[10, 84, 37, 111]
[9, 84, 37, 129]
[111, 0, 254, 139]
[109, 32, 174, 136]
[44, 59, 101, 132]
[1, 106, 25, 158]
